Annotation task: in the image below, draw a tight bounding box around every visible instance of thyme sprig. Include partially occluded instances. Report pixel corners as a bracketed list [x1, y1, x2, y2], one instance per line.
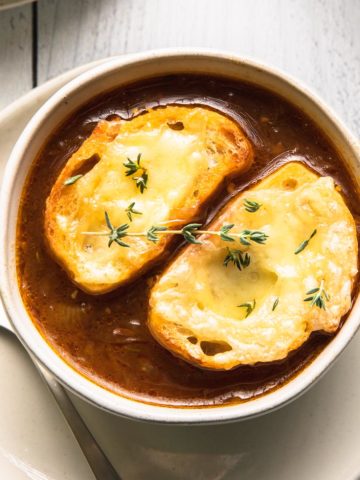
[223, 248, 250, 271]
[294, 229, 317, 255]
[244, 199, 262, 212]
[304, 280, 329, 310]
[81, 213, 269, 248]
[123, 154, 142, 176]
[125, 202, 142, 222]
[218, 224, 268, 245]
[238, 299, 256, 318]
[123, 153, 148, 193]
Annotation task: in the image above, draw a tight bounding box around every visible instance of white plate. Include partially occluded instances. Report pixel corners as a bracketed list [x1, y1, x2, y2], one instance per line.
[1, 60, 360, 480]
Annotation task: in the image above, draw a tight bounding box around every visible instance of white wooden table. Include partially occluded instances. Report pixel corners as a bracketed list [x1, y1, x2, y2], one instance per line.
[0, 0, 359, 137]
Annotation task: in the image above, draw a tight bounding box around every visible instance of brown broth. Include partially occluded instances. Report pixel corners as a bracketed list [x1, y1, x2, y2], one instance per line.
[16, 74, 360, 407]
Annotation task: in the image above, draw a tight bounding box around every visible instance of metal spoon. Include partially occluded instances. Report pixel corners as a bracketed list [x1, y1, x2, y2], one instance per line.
[0, 299, 121, 480]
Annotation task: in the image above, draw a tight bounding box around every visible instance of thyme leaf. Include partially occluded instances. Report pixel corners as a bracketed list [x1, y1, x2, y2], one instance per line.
[134, 171, 148, 194]
[147, 226, 168, 243]
[123, 153, 148, 193]
[125, 202, 142, 222]
[238, 299, 256, 318]
[243, 199, 262, 212]
[104, 211, 130, 248]
[220, 224, 235, 242]
[239, 230, 268, 246]
[181, 223, 203, 244]
[304, 280, 329, 310]
[223, 248, 250, 271]
[123, 153, 142, 176]
[272, 297, 279, 311]
[294, 229, 317, 254]
[64, 174, 83, 186]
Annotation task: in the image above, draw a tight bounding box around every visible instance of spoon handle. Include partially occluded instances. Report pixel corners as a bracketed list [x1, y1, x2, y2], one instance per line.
[0, 299, 121, 480]
[34, 361, 122, 480]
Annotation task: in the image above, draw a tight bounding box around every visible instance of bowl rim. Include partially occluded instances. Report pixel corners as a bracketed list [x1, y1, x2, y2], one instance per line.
[1, 48, 360, 424]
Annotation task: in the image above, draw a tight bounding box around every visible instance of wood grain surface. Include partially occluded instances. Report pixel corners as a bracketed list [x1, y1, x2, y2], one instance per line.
[1, 0, 359, 136]
[0, 4, 32, 109]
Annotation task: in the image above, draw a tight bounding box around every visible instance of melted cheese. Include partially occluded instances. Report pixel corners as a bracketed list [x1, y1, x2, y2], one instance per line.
[45, 106, 252, 293]
[148, 163, 358, 370]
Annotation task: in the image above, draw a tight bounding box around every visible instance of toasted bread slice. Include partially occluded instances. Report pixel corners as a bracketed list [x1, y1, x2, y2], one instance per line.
[45, 106, 253, 294]
[148, 162, 358, 370]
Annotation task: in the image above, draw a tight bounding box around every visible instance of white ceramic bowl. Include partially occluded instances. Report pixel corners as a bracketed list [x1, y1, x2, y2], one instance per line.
[1, 49, 360, 424]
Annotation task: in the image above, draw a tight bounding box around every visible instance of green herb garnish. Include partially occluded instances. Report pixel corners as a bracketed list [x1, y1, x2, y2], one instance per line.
[238, 299, 256, 318]
[220, 224, 236, 242]
[123, 153, 148, 193]
[146, 226, 168, 243]
[82, 215, 269, 250]
[123, 154, 142, 176]
[63, 174, 83, 186]
[223, 248, 250, 271]
[294, 229, 317, 254]
[244, 199, 262, 212]
[219, 224, 268, 245]
[239, 229, 268, 246]
[304, 281, 329, 310]
[146, 223, 203, 245]
[134, 171, 148, 194]
[181, 223, 203, 244]
[125, 202, 143, 222]
[104, 211, 130, 248]
[272, 297, 279, 311]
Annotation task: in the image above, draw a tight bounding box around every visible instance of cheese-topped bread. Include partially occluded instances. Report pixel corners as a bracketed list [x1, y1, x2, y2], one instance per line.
[45, 106, 253, 294]
[148, 163, 358, 370]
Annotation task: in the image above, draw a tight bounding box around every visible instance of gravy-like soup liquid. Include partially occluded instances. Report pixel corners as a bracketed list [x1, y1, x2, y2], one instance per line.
[17, 75, 360, 407]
